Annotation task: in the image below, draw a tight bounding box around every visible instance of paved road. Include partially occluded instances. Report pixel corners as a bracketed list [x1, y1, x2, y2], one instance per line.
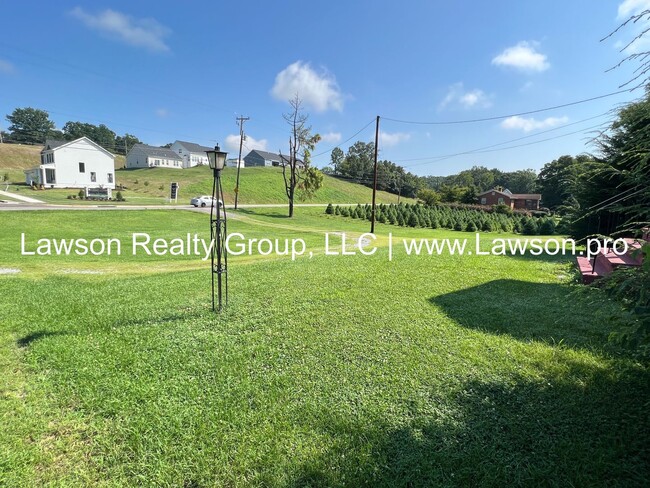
[0, 202, 333, 212]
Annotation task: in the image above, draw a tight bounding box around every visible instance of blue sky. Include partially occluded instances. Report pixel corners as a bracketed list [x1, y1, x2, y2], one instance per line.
[1, 1, 648, 176]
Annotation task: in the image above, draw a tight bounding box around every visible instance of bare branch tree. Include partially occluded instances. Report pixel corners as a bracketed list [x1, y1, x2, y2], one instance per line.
[280, 95, 321, 217]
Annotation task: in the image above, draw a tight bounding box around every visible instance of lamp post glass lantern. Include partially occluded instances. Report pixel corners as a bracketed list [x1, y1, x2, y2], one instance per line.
[206, 144, 228, 312]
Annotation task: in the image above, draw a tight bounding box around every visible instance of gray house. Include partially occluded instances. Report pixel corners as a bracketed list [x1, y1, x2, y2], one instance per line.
[126, 144, 183, 169]
[243, 149, 303, 168]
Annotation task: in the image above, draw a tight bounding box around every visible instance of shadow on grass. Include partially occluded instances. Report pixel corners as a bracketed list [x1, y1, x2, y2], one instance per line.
[429, 279, 621, 351]
[287, 365, 650, 487]
[17, 330, 66, 348]
[235, 208, 291, 219]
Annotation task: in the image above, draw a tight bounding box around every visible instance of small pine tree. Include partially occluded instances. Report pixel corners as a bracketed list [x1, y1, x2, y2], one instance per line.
[454, 220, 465, 231]
[482, 220, 494, 232]
[408, 213, 419, 227]
[523, 218, 539, 235]
[430, 217, 439, 229]
[397, 214, 406, 226]
[539, 218, 556, 235]
[325, 203, 333, 215]
[335, 206, 341, 215]
[466, 221, 477, 232]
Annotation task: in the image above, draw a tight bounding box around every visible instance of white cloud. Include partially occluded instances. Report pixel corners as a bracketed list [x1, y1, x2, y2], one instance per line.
[70, 7, 171, 52]
[500, 115, 569, 132]
[0, 59, 15, 74]
[439, 82, 492, 110]
[379, 132, 411, 147]
[320, 132, 341, 144]
[226, 134, 268, 153]
[271, 61, 343, 112]
[618, 0, 650, 18]
[615, 0, 650, 53]
[155, 108, 168, 118]
[492, 41, 549, 72]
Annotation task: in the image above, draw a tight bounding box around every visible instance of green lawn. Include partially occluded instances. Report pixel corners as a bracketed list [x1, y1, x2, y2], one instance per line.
[1, 208, 648, 486]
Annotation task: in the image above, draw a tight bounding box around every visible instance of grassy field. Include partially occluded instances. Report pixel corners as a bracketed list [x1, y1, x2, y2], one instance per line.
[0, 143, 411, 206]
[1, 208, 648, 486]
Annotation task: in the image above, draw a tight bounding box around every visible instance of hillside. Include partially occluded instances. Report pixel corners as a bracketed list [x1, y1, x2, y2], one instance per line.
[114, 166, 409, 205]
[0, 143, 411, 205]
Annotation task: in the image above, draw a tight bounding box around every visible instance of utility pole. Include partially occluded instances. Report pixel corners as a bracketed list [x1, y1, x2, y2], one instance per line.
[234, 115, 250, 210]
[370, 116, 380, 234]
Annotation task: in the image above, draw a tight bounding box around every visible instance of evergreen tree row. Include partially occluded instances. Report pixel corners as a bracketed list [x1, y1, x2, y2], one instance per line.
[325, 202, 557, 235]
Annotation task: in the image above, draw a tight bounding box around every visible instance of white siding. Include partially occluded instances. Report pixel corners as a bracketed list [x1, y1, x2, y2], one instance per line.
[38, 138, 115, 189]
[170, 141, 209, 168]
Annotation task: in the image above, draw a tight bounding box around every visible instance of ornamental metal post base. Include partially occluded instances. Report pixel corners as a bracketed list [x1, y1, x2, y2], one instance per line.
[210, 170, 228, 312]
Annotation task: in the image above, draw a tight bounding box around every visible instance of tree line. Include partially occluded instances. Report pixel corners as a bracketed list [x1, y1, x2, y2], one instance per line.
[326, 141, 539, 203]
[3, 107, 142, 155]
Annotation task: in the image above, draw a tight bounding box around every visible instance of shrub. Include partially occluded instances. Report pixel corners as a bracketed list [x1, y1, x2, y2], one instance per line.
[492, 203, 513, 214]
[522, 218, 539, 235]
[78, 190, 85, 199]
[144, 181, 149, 187]
[134, 179, 139, 184]
[116, 191, 124, 202]
[158, 185, 164, 191]
[539, 218, 557, 235]
[325, 203, 333, 215]
[482, 220, 494, 232]
[67, 195, 73, 199]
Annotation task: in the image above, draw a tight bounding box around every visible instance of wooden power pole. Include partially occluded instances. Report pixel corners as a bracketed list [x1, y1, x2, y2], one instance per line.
[234, 115, 250, 210]
[370, 116, 380, 234]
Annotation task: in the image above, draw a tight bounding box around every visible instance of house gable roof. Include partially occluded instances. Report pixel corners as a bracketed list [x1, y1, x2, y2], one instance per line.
[175, 140, 212, 154]
[246, 149, 282, 161]
[42, 137, 115, 158]
[477, 188, 541, 200]
[245, 149, 303, 165]
[130, 144, 183, 161]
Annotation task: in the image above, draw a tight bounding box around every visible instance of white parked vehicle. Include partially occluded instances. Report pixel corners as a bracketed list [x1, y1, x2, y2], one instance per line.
[190, 195, 223, 207]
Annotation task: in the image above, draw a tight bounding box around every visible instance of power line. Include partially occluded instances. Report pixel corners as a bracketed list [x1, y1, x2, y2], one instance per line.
[382, 89, 631, 125]
[395, 112, 611, 164]
[312, 118, 376, 158]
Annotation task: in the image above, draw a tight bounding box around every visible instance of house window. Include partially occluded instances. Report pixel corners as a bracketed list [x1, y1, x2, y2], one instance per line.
[108, 173, 113, 183]
[45, 168, 56, 184]
[155, 159, 160, 166]
[480, 197, 487, 205]
[90, 172, 96, 182]
[498, 197, 504, 204]
[79, 162, 85, 173]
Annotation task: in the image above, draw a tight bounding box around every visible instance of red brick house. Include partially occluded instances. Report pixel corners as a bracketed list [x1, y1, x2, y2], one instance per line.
[477, 188, 542, 210]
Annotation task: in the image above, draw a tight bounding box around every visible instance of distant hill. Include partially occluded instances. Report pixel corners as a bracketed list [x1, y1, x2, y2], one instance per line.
[0, 143, 410, 205]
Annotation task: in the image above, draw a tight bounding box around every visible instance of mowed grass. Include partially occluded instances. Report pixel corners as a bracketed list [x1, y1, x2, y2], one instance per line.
[1, 208, 649, 486]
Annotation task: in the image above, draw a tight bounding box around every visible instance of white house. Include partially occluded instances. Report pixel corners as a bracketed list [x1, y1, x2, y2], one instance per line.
[126, 144, 183, 169]
[25, 137, 116, 191]
[169, 140, 212, 168]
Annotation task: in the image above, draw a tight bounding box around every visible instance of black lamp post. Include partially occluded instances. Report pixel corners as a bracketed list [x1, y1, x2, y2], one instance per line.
[206, 144, 228, 312]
